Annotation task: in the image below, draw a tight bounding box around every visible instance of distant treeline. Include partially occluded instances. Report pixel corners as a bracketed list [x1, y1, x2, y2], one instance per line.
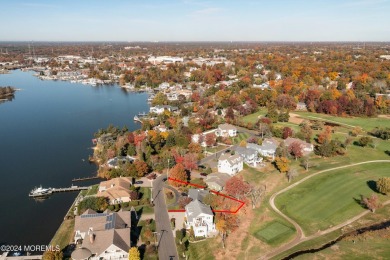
[0, 86, 16, 98]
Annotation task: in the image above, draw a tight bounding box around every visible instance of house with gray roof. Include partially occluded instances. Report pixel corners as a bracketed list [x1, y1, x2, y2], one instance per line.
[235, 146, 263, 167]
[205, 172, 231, 191]
[188, 189, 209, 202]
[217, 153, 243, 176]
[185, 200, 216, 237]
[73, 209, 131, 260]
[247, 138, 279, 160]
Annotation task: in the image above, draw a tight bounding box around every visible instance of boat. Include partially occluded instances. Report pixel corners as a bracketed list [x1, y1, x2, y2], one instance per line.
[29, 186, 52, 197]
[138, 112, 148, 117]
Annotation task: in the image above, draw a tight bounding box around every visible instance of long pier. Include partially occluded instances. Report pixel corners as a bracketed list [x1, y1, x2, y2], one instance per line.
[72, 176, 101, 182]
[52, 186, 89, 193]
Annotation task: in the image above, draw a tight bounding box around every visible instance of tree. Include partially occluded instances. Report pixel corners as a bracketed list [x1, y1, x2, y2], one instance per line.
[188, 142, 202, 154]
[300, 156, 310, 171]
[266, 102, 279, 123]
[128, 247, 140, 260]
[178, 196, 193, 208]
[275, 157, 290, 173]
[42, 249, 63, 260]
[288, 141, 303, 160]
[224, 176, 251, 199]
[343, 137, 353, 151]
[317, 126, 332, 144]
[216, 219, 227, 248]
[286, 168, 298, 183]
[134, 160, 149, 177]
[299, 121, 312, 143]
[245, 184, 267, 209]
[205, 132, 216, 147]
[361, 194, 380, 213]
[183, 153, 198, 171]
[169, 163, 187, 186]
[376, 177, 390, 194]
[282, 127, 293, 139]
[358, 136, 373, 147]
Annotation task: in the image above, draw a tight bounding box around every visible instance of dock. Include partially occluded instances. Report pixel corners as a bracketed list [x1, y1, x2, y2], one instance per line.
[52, 186, 89, 193]
[72, 176, 101, 182]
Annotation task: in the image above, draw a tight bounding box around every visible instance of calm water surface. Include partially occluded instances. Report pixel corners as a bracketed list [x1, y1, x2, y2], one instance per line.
[0, 70, 148, 247]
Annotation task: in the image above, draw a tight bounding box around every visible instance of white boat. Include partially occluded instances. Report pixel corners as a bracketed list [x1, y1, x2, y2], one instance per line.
[29, 186, 52, 197]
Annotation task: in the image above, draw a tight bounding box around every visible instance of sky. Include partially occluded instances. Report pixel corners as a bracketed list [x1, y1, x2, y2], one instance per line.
[0, 0, 389, 41]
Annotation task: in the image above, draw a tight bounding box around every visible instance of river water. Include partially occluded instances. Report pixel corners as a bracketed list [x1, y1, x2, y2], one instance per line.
[0, 70, 148, 248]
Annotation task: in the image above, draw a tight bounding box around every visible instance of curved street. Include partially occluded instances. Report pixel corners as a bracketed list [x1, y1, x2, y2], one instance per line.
[152, 174, 179, 260]
[261, 160, 390, 260]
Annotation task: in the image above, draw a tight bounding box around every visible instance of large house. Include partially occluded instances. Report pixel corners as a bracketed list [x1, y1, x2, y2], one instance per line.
[149, 105, 178, 114]
[235, 146, 263, 167]
[218, 153, 243, 176]
[185, 200, 216, 237]
[96, 177, 133, 205]
[188, 189, 209, 202]
[215, 123, 237, 137]
[284, 137, 314, 155]
[247, 138, 279, 160]
[205, 173, 231, 191]
[105, 156, 135, 169]
[72, 209, 131, 260]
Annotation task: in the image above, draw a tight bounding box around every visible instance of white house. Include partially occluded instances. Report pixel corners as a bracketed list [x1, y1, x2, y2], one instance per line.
[205, 173, 231, 191]
[149, 105, 178, 114]
[218, 153, 243, 176]
[185, 200, 216, 237]
[235, 146, 263, 167]
[216, 123, 237, 137]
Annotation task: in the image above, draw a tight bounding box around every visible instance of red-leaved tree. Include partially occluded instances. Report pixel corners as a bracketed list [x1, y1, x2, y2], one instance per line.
[225, 176, 251, 199]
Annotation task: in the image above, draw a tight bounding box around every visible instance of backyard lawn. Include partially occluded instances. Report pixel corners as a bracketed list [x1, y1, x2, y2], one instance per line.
[254, 220, 296, 245]
[275, 162, 390, 235]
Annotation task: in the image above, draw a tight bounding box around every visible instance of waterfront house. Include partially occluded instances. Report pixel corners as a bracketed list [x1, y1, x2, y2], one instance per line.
[105, 156, 135, 169]
[235, 146, 263, 167]
[217, 153, 243, 176]
[191, 129, 217, 147]
[215, 123, 237, 138]
[149, 105, 178, 114]
[73, 209, 131, 260]
[185, 200, 216, 237]
[97, 177, 133, 205]
[205, 172, 231, 191]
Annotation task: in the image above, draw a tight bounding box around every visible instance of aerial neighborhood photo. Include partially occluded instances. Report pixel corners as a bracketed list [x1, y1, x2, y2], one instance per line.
[1, 1, 390, 260]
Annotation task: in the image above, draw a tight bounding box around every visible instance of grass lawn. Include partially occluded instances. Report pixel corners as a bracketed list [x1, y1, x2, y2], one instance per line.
[255, 220, 295, 244]
[242, 109, 267, 124]
[187, 237, 219, 259]
[134, 205, 154, 214]
[233, 132, 250, 144]
[295, 111, 390, 131]
[275, 162, 390, 235]
[49, 218, 75, 250]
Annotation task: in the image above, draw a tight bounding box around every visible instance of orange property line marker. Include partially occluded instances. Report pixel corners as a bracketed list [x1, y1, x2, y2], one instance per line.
[167, 177, 245, 214]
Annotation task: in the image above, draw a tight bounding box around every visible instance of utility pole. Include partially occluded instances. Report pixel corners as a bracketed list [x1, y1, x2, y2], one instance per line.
[167, 158, 170, 179]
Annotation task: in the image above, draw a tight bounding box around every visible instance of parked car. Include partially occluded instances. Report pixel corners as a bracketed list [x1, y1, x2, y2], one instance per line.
[135, 181, 143, 184]
[200, 172, 208, 176]
[181, 192, 188, 196]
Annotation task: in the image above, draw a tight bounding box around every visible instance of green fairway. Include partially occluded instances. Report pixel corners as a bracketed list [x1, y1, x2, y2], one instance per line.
[275, 162, 390, 235]
[242, 109, 267, 123]
[255, 220, 295, 244]
[295, 111, 390, 131]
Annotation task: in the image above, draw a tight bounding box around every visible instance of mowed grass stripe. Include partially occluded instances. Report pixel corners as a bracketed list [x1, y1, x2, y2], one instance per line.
[275, 162, 390, 235]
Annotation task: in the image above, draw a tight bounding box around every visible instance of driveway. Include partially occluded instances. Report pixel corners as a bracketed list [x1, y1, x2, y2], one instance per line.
[199, 144, 237, 166]
[152, 174, 179, 259]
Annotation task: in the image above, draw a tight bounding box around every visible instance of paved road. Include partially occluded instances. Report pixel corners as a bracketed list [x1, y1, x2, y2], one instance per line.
[199, 144, 237, 166]
[261, 160, 390, 260]
[152, 174, 179, 260]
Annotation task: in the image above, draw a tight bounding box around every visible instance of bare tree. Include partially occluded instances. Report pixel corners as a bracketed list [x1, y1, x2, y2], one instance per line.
[286, 168, 298, 183]
[300, 156, 310, 171]
[245, 184, 267, 209]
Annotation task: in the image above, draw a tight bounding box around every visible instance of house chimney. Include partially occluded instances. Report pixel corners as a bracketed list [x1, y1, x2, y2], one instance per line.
[89, 233, 95, 244]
